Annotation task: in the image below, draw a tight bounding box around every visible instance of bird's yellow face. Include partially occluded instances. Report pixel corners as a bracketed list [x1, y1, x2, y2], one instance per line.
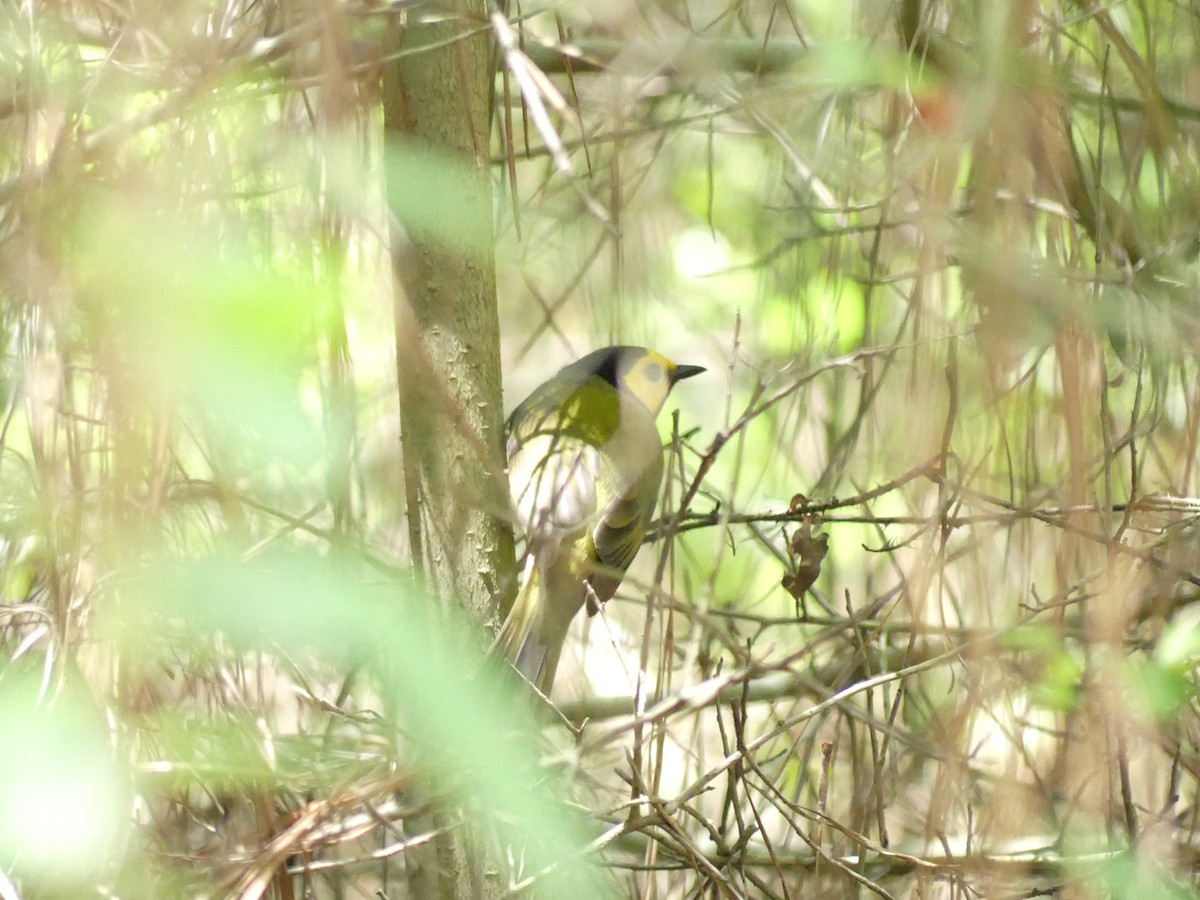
[617, 349, 704, 417]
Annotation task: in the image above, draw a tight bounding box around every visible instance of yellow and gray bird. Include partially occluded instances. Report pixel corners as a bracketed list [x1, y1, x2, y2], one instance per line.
[497, 346, 704, 695]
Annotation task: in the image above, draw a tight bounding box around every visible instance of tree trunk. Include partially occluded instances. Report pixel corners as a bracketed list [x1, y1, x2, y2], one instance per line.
[381, 4, 515, 898]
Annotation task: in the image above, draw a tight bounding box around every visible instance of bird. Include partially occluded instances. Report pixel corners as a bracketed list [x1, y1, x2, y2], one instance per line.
[496, 346, 704, 696]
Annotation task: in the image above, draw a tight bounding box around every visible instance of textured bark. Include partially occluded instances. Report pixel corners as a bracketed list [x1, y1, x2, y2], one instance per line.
[384, 7, 512, 618]
[381, 5, 514, 898]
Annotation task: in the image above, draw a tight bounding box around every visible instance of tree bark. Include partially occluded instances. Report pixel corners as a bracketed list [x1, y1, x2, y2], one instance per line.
[381, 4, 515, 898]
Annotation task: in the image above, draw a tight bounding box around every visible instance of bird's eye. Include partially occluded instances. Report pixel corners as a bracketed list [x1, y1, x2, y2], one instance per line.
[642, 363, 664, 383]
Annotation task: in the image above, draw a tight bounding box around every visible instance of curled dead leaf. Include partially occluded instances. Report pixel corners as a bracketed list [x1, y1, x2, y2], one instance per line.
[782, 515, 828, 599]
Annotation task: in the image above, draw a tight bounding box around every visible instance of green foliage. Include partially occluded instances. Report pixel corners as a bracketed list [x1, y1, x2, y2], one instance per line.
[1005, 625, 1084, 712]
[1124, 655, 1190, 722]
[384, 140, 496, 258]
[73, 198, 325, 468]
[1096, 848, 1198, 900]
[115, 551, 604, 895]
[0, 663, 131, 889]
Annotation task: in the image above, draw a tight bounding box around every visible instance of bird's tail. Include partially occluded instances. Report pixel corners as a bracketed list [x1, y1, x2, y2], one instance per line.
[495, 559, 565, 696]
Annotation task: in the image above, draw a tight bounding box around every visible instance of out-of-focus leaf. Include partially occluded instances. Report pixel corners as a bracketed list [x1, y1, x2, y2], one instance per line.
[1005, 627, 1084, 712]
[800, 40, 916, 91]
[0, 664, 131, 888]
[1097, 847, 1196, 900]
[121, 551, 605, 897]
[72, 197, 324, 467]
[381, 140, 494, 258]
[1125, 657, 1190, 722]
[1155, 614, 1200, 671]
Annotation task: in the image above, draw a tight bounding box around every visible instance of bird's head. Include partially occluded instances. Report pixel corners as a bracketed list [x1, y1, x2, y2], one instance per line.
[590, 346, 705, 417]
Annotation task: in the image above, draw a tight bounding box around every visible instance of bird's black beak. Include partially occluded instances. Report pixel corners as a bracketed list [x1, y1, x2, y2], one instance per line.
[670, 364, 706, 384]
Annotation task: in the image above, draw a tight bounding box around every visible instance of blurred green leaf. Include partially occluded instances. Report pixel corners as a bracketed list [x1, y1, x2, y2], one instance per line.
[1155, 616, 1200, 671]
[72, 196, 324, 467]
[382, 140, 493, 258]
[1034, 652, 1082, 711]
[1005, 626, 1084, 712]
[0, 663, 131, 888]
[1002, 623, 1060, 655]
[801, 41, 921, 91]
[1125, 656, 1190, 722]
[1097, 847, 1197, 899]
[123, 551, 605, 896]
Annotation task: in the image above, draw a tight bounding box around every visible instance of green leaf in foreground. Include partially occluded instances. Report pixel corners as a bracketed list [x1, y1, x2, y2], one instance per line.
[124, 551, 605, 896]
[0, 663, 132, 888]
